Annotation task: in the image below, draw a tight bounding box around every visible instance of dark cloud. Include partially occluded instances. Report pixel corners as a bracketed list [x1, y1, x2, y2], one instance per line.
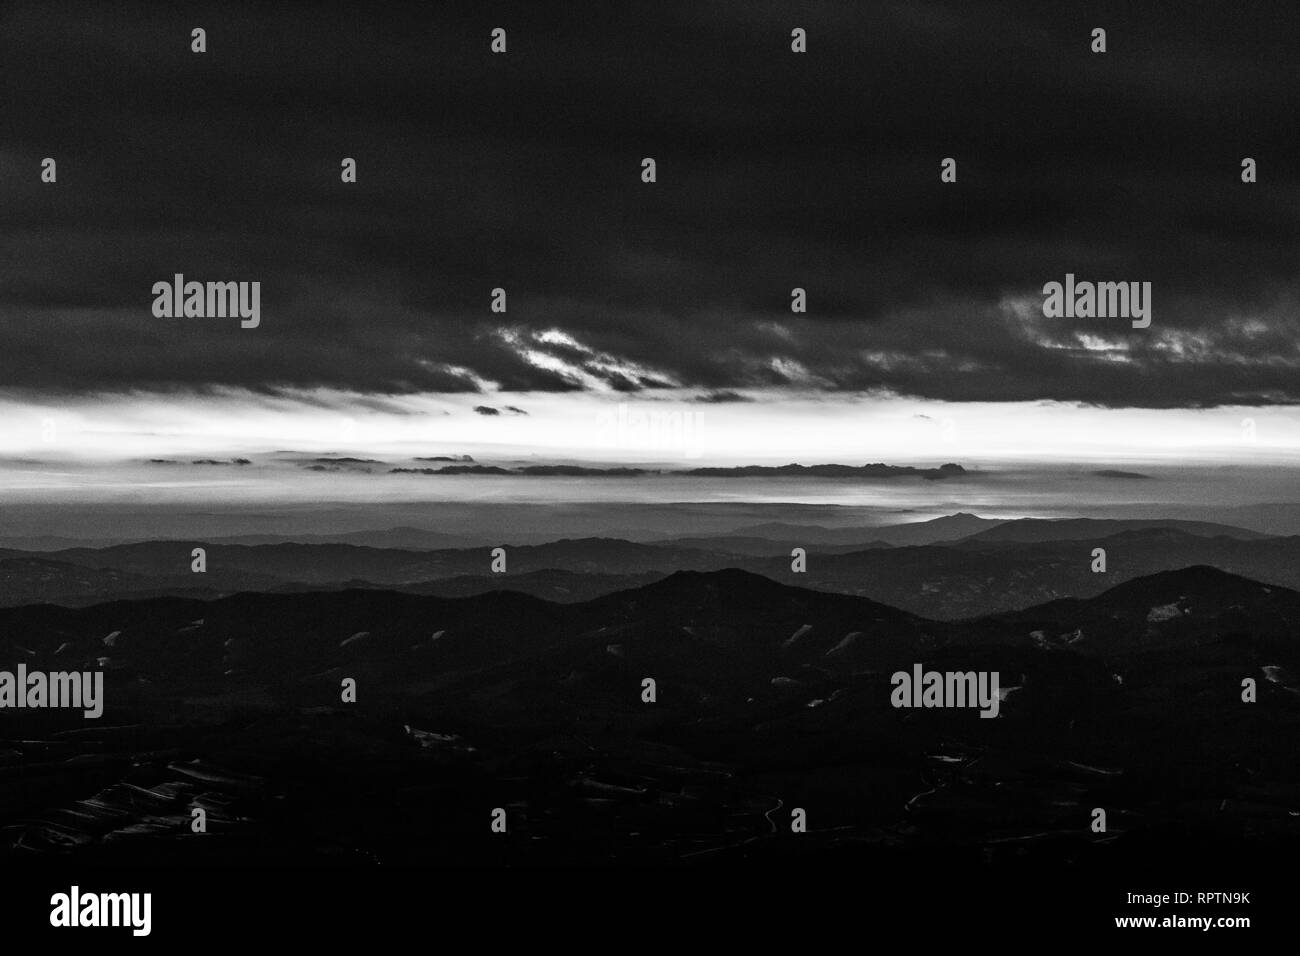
[3, 1, 1299, 407]
[470, 402, 526, 415]
[694, 391, 753, 403]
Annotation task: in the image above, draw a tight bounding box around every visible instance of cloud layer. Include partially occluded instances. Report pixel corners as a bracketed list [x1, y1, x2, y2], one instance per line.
[3, 0, 1299, 407]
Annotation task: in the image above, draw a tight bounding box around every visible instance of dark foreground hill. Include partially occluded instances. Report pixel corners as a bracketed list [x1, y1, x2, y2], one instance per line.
[0, 567, 1295, 871]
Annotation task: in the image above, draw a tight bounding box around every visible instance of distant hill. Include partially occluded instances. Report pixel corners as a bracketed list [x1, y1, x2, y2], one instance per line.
[957, 517, 1266, 544]
[967, 565, 1300, 658]
[0, 556, 273, 607]
[652, 535, 893, 556]
[728, 512, 1002, 547]
[29, 537, 742, 592]
[757, 528, 1300, 619]
[7, 524, 1300, 618]
[199, 527, 484, 550]
[1092, 469, 1152, 479]
[405, 569, 666, 603]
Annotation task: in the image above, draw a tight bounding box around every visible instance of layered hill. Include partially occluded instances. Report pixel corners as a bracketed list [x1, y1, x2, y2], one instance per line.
[0, 565, 1295, 868]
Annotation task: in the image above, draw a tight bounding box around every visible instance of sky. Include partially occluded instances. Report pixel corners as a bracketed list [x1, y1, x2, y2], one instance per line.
[2, 0, 1299, 484]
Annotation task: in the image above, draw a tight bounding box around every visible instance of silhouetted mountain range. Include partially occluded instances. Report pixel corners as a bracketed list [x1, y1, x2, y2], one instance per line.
[958, 517, 1268, 544]
[0, 566, 1295, 868]
[727, 512, 999, 546]
[682, 462, 967, 479]
[3, 517, 1297, 620]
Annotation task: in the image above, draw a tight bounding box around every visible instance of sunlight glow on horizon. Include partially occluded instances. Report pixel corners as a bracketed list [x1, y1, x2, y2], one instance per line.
[1, 387, 1298, 469]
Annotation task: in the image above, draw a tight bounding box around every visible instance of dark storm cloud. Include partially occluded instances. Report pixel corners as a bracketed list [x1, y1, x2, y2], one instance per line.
[3, 0, 1299, 407]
